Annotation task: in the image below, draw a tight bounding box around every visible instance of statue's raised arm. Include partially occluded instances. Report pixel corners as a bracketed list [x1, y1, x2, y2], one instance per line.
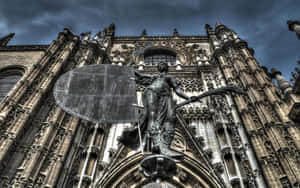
[127, 61, 155, 86]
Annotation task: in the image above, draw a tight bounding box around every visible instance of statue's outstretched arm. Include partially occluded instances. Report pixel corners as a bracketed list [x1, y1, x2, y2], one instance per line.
[174, 87, 190, 100]
[127, 61, 153, 80]
[134, 70, 153, 79]
[174, 86, 247, 110]
[169, 77, 190, 100]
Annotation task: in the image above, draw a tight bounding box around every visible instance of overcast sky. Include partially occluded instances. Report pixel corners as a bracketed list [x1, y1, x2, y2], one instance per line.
[0, 0, 299, 80]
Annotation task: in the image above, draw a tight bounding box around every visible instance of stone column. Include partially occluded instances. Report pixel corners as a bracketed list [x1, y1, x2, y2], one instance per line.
[270, 68, 292, 95]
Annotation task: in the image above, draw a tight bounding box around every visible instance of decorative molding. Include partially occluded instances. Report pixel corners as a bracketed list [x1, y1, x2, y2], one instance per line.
[0, 45, 49, 52]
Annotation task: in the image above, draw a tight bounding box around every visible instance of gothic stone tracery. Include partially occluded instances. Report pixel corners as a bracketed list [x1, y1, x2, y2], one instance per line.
[0, 23, 299, 188]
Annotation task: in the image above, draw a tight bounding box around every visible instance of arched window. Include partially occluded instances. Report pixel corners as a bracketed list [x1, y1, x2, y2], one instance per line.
[224, 153, 237, 176]
[235, 154, 245, 177]
[217, 128, 227, 146]
[144, 49, 176, 66]
[0, 66, 24, 100]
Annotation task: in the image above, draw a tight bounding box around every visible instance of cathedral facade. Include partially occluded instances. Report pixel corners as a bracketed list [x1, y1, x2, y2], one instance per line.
[0, 23, 299, 188]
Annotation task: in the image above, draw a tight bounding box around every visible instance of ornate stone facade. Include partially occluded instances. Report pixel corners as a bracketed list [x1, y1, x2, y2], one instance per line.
[0, 23, 299, 188]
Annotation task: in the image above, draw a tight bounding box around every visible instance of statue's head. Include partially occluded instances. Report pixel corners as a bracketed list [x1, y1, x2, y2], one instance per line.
[157, 61, 168, 73]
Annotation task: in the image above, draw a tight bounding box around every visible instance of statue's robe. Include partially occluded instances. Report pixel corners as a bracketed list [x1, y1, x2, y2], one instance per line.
[118, 75, 177, 155]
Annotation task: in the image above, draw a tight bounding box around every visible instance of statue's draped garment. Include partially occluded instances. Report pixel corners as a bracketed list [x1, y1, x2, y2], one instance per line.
[119, 74, 179, 155]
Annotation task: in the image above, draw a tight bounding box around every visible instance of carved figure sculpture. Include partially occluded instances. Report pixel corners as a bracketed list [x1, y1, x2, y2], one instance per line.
[119, 61, 247, 159]
[119, 61, 189, 159]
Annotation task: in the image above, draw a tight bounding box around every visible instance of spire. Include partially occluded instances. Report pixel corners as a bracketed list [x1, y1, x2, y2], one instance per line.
[141, 29, 147, 37]
[292, 72, 298, 80]
[287, 20, 300, 39]
[103, 23, 115, 37]
[173, 28, 179, 37]
[80, 32, 91, 40]
[248, 48, 255, 56]
[0, 33, 15, 46]
[287, 20, 300, 31]
[93, 31, 101, 41]
[295, 67, 300, 74]
[214, 22, 227, 35]
[215, 22, 223, 28]
[205, 24, 215, 37]
[205, 24, 213, 32]
[261, 66, 271, 77]
[108, 23, 115, 31]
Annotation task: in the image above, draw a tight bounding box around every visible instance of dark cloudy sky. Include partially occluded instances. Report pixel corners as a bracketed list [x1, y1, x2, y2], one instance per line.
[0, 0, 299, 80]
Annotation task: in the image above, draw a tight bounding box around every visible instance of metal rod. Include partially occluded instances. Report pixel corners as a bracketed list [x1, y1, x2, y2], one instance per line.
[131, 103, 144, 109]
[137, 121, 144, 154]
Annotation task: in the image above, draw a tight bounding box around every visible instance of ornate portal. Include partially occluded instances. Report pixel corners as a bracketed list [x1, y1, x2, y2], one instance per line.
[0, 23, 298, 188]
[53, 54, 247, 185]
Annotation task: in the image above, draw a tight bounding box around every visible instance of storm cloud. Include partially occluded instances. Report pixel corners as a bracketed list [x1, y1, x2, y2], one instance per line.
[0, 0, 299, 79]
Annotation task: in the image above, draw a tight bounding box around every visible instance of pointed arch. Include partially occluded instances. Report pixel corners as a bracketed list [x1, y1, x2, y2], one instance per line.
[96, 114, 226, 188]
[0, 65, 26, 100]
[96, 152, 224, 188]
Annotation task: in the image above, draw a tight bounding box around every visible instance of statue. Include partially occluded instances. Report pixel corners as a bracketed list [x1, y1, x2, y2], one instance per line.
[119, 60, 247, 159]
[53, 54, 246, 160]
[119, 61, 247, 159]
[119, 61, 189, 159]
[52, 47, 247, 185]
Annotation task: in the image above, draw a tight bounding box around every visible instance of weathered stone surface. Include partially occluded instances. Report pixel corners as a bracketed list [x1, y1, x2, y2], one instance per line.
[0, 51, 44, 70]
[54, 64, 138, 123]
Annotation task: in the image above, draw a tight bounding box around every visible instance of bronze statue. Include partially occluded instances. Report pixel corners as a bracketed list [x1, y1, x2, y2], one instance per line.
[119, 61, 247, 159]
[119, 61, 188, 159]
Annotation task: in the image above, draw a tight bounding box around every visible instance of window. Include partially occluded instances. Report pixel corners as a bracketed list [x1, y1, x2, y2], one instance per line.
[144, 49, 176, 66]
[217, 128, 227, 146]
[224, 153, 237, 176]
[0, 67, 24, 100]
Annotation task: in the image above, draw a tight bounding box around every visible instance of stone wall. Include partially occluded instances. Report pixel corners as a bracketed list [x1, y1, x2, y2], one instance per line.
[0, 51, 44, 70]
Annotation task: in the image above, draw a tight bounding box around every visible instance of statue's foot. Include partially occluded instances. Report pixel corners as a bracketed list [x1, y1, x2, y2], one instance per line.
[160, 147, 184, 160]
[152, 145, 160, 154]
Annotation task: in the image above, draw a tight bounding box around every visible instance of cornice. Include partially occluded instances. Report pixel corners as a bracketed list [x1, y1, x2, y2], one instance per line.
[0, 45, 49, 52]
[113, 35, 209, 43]
[139, 65, 216, 75]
